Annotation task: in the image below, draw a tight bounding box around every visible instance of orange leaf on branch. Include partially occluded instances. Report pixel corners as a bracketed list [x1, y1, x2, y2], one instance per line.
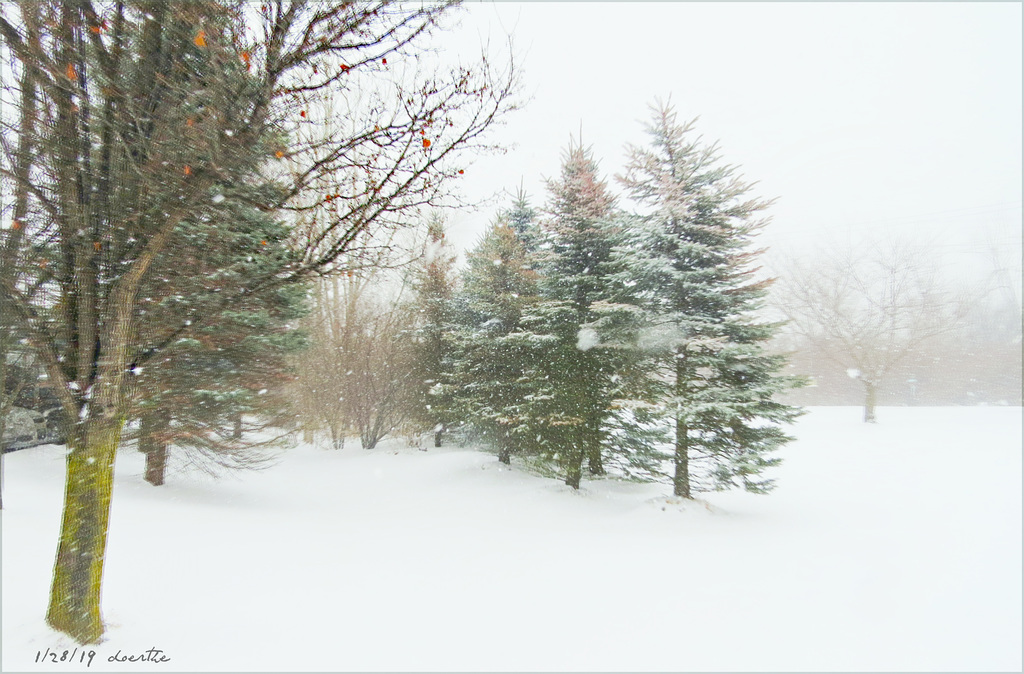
[194, 30, 206, 47]
[422, 138, 431, 148]
[183, 165, 192, 176]
[66, 63, 76, 80]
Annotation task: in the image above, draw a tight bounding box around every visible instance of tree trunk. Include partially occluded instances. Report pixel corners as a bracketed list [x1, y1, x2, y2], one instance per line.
[144, 443, 168, 487]
[46, 418, 122, 644]
[564, 443, 584, 490]
[674, 413, 691, 498]
[673, 349, 692, 498]
[231, 412, 242, 440]
[586, 421, 605, 476]
[139, 411, 168, 486]
[433, 427, 443, 448]
[863, 381, 878, 423]
[330, 424, 344, 450]
[497, 445, 511, 465]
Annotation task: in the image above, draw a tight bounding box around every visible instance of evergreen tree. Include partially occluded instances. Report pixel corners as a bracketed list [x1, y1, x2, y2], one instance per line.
[614, 101, 802, 497]
[498, 184, 542, 258]
[407, 214, 458, 446]
[455, 219, 541, 463]
[130, 190, 308, 484]
[519, 142, 626, 489]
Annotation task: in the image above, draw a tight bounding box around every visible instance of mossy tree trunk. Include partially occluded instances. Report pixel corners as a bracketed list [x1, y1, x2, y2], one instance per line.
[45, 417, 123, 644]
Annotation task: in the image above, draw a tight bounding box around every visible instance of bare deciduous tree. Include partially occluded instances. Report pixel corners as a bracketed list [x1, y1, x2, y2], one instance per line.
[344, 287, 416, 449]
[292, 275, 357, 449]
[292, 263, 417, 450]
[773, 240, 970, 422]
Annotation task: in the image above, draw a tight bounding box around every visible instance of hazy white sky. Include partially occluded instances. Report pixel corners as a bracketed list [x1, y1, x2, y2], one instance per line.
[444, 2, 1022, 283]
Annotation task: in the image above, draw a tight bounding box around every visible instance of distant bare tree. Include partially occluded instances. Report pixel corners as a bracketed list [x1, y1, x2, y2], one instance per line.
[343, 286, 416, 448]
[293, 258, 418, 450]
[292, 275, 357, 449]
[774, 240, 970, 422]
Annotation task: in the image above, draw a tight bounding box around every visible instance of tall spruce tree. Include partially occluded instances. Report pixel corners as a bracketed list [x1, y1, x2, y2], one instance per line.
[520, 142, 626, 489]
[614, 101, 802, 497]
[455, 218, 541, 463]
[129, 201, 308, 484]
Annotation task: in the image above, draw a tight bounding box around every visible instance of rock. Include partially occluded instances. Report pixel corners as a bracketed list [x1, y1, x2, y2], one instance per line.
[1, 406, 48, 451]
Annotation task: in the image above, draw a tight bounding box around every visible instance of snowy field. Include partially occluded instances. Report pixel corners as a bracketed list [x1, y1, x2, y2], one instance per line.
[2, 406, 1021, 672]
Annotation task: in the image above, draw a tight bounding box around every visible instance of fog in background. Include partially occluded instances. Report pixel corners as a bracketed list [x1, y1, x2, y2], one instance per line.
[436, 2, 1022, 407]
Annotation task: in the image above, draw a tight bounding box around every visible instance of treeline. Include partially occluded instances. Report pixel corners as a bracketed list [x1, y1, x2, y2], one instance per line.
[292, 103, 803, 496]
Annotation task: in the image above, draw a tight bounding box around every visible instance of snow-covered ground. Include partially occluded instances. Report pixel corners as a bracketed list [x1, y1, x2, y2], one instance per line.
[2, 406, 1021, 672]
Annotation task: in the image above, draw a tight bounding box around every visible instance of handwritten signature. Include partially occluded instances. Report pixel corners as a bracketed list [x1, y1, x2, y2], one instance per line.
[34, 647, 171, 667]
